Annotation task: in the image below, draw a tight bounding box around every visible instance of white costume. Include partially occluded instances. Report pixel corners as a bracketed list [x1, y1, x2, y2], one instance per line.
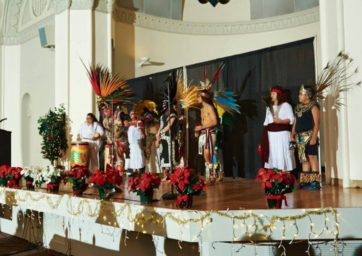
[78, 122, 104, 171]
[263, 102, 295, 171]
[127, 125, 145, 170]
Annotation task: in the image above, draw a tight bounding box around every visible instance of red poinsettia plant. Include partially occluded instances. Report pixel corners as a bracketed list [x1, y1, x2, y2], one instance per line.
[170, 167, 206, 209]
[0, 165, 23, 188]
[89, 165, 122, 200]
[128, 172, 161, 193]
[64, 165, 90, 196]
[256, 168, 297, 195]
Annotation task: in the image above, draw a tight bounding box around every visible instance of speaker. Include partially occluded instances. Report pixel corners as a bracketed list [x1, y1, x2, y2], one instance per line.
[38, 26, 55, 48]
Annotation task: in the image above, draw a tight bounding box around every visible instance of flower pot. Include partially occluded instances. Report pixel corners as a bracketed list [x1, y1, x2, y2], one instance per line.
[0, 178, 7, 187]
[72, 181, 87, 196]
[97, 187, 107, 200]
[25, 177, 35, 190]
[265, 194, 286, 209]
[46, 183, 60, 193]
[177, 195, 193, 209]
[140, 189, 154, 203]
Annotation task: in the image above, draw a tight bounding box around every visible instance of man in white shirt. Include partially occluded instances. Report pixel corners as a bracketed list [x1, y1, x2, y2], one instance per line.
[77, 113, 104, 171]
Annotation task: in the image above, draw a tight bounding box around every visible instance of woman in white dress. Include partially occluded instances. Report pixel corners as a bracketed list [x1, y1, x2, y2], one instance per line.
[263, 87, 295, 171]
[77, 113, 104, 172]
[127, 112, 145, 172]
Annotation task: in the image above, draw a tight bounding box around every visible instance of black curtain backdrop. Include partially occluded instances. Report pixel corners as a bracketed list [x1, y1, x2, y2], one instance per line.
[127, 38, 315, 178]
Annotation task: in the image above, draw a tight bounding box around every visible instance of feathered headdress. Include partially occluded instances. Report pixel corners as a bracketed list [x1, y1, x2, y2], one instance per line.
[82, 61, 134, 105]
[161, 70, 200, 114]
[311, 51, 361, 110]
[199, 63, 240, 117]
[133, 100, 158, 117]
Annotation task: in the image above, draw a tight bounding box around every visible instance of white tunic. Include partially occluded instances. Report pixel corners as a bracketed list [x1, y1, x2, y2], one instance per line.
[78, 122, 104, 171]
[263, 102, 295, 171]
[127, 125, 145, 170]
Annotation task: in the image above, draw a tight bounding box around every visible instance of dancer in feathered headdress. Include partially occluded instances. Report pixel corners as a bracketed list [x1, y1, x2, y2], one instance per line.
[292, 52, 360, 190]
[156, 70, 200, 179]
[195, 63, 240, 183]
[83, 62, 134, 105]
[133, 100, 160, 173]
[82, 62, 134, 172]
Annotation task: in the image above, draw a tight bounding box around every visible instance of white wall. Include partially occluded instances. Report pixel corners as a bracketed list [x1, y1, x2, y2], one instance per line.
[342, 0, 362, 182]
[20, 37, 55, 166]
[113, 21, 320, 78]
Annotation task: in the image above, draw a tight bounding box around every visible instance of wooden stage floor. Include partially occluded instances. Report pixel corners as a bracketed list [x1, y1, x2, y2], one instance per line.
[108, 178, 362, 211]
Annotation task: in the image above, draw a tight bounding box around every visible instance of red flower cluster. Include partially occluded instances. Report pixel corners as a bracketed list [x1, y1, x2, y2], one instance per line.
[256, 168, 297, 195]
[64, 165, 90, 181]
[0, 165, 23, 188]
[89, 166, 122, 189]
[128, 172, 161, 193]
[170, 167, 206, 195]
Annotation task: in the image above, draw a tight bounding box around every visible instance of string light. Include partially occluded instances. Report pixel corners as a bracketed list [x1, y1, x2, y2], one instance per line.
[0, 187, 341, 251]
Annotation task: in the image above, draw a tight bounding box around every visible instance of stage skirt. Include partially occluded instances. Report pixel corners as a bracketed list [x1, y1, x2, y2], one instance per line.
[264, 131, 295, 171]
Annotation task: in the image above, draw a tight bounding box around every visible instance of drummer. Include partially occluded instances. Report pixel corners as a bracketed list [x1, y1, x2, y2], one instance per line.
[77, 113, 104, 171]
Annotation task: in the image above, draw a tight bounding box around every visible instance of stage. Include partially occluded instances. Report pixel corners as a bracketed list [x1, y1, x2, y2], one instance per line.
[1, 179, 362, 255]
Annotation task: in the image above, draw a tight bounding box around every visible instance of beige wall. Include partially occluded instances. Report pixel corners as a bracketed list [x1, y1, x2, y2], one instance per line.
[20, 37, 55, 166]
[113, 20, 320, 79]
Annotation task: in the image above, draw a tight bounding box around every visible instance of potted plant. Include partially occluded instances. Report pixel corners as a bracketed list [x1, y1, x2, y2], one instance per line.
[64, 165, 90, 196]
[42, 165, 64, 193]
[0, 165, 23, 188]
[89, 166, 122, 200]
[128, 172, 161, 203]
[21, 166, 43, 190]
[170, 167, 206, 209]
[256, 168, 297, 209]
[38, 105, 68, 166]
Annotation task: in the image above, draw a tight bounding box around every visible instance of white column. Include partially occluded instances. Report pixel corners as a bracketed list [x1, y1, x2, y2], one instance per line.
[54, 8, 70, 110]
[95, 6, 112, 69]
[1, 45, 22, 166]
[341, 0, 362, 184]
[68, 7, 94, 138]
[319, 0, 362, 186]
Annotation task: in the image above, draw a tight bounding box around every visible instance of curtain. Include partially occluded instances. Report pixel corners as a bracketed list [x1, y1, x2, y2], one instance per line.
[127, 38, 316, 178]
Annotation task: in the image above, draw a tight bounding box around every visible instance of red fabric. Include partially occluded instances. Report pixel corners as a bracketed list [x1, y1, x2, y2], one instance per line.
[26, 181, 33, 185]
[46, 183, 59, 191]
[271, 88, 283, 94]
[257, 124, 292, 164]
[201, 127, 216, 163]
[265, 194, 288, 208]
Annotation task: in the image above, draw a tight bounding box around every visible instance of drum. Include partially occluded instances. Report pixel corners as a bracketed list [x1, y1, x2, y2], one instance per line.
[70, 142, 89, 168]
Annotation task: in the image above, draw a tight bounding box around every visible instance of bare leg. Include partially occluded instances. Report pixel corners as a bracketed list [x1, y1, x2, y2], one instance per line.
[308, 155, 319, 172]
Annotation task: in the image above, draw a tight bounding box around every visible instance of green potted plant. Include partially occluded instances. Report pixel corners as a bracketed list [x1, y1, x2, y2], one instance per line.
[38, 105, 68, 166]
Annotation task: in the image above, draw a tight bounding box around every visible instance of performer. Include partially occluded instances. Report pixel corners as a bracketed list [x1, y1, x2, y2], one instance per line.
[144, 112, 160, 173]
[194, 90, 218, 183]
[291, 85, 320, 190]
[127, 111, 145, 173]
[156, 107, 179, 180]
[77, 113, 104, 171]
[262, 87, 295, 171]
[114, 112, 129, 171]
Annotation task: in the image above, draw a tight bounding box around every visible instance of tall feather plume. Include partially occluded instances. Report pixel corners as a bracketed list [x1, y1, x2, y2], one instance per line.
[199, 63, 240, 116]
[82, 61, 133, 105]
[316, 51, 361, 110]
[174, 70, 199, 110]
